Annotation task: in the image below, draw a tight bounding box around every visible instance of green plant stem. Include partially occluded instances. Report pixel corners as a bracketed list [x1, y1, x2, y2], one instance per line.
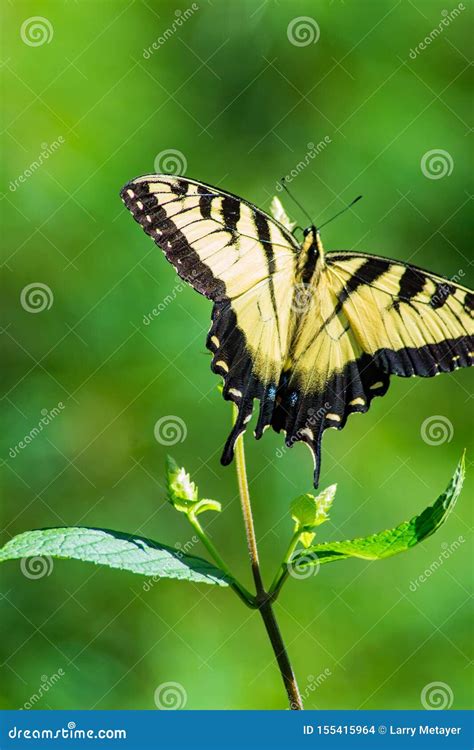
[188, 512, 254, 608]
[258, 599, 303, 710]
[232, 405, 303, 710]
[233, 410, 265, 597]
[268, 530, 300, 599]
[269, 569, 290, 601]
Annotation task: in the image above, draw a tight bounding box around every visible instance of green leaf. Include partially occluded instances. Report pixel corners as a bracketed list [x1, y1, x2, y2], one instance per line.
[0, 527, 230, 586]
[292, 455, 464, 570]
[299, 531, 316, 549]
[192, 499, 222, 516]
[291, 494, 318, 528]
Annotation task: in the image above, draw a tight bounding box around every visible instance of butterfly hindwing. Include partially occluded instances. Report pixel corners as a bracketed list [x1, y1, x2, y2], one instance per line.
[121, 175, 297, 462]
[271, 252, 473, 485]
[270, 263, 390, 486]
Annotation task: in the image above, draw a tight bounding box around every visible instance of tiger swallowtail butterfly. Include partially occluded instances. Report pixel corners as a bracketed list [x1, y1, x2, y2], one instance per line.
[121, 174, 473, 487]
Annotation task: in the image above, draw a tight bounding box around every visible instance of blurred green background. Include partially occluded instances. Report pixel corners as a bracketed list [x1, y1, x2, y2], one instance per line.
[1, 0, 472, 711]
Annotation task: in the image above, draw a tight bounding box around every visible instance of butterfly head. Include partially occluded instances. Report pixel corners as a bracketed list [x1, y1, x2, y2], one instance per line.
[302, 226, 324, 259]
[300, 227, 325, 279]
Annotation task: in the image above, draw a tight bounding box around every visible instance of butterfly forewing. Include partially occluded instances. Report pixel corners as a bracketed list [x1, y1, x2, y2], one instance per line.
[121, 174, 297, 462]
[326, 252, 473, 374]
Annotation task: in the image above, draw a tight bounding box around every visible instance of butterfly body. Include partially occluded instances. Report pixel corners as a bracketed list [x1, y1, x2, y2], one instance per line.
[121, 174, 473, 487]
[296, 226, 322, 278]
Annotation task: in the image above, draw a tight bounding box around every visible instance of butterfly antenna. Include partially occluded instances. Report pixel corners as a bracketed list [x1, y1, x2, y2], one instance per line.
[318, 195, 362, 230]
[280, 177, 313, 226]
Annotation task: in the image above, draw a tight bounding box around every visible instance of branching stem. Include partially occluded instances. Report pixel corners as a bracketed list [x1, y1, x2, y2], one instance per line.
[188, 512, 254, 608]
[268, 530, 301, 599]
[232, 405, 303, 710]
